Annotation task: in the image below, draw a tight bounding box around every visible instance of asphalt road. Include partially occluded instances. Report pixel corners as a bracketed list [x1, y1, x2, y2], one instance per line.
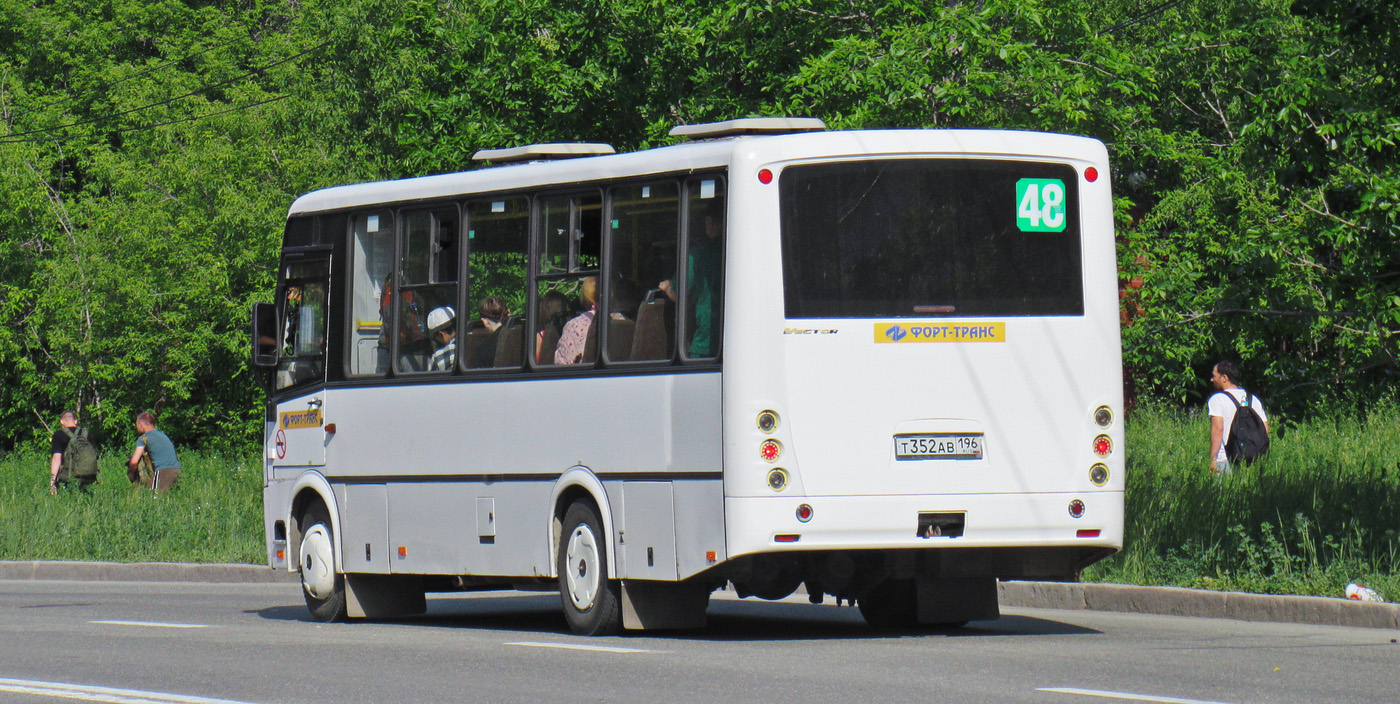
[3, 580, 1397, 704]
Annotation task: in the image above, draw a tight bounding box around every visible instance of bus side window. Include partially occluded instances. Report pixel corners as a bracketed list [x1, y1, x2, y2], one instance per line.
[348, 210, 394, 377]
[536, 193, 602, 368]
[680, 177, 725, 361]
[275, 259, 330, 392]
[608, 181, 678, 363]
[398, 208, 460, 374]
[465, 197, 528, 370]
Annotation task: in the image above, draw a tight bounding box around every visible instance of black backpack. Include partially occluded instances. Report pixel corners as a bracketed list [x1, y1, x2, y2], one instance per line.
[1222, 390, 1269, 464]
[62, 427, 101, 479]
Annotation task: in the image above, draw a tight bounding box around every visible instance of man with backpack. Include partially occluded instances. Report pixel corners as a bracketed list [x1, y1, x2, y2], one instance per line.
[49, 410, 99, 494]
[1208, 360, 1270, 475]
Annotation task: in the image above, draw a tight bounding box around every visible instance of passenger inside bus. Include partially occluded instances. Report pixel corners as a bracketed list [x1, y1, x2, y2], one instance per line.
[470, 296, 509, 368]
[660, 200, 722, 357]
[553, 276, 597, 365]
[534, 290, 571, 364]
[427, 306, 457, 371]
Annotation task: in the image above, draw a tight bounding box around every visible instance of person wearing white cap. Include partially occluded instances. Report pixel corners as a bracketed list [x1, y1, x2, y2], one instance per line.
[428, 306, 457, 371]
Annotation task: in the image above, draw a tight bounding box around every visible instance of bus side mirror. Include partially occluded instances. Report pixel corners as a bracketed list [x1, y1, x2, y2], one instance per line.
[252, 302, 278, 367]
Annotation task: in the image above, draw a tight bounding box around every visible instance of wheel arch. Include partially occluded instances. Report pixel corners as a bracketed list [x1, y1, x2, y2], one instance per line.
[287, 471, 341, 574]
[549, 465, 616, 579]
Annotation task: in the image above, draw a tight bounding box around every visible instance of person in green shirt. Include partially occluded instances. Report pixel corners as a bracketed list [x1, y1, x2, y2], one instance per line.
[126, 411, 182, 493]
[659, 201, 723, 357]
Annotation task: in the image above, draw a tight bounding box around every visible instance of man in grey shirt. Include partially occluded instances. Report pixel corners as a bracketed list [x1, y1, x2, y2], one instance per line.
[126, 411, 182, 492]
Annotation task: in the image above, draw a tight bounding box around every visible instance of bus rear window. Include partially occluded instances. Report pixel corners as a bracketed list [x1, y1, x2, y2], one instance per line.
[779, 159, 1083, 318]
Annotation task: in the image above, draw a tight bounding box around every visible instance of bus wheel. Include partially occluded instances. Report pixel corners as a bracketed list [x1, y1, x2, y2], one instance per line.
[300, 502, 348, 623]
[558, 501, 622, 636]
[858, 578, 918, 630]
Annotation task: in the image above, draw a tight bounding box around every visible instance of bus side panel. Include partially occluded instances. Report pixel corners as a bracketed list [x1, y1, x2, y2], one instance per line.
[673, 479, 727, 580]
[385, 481, 553, 577]
[616, 478, 725, 581]
[320, 371, 721, 580]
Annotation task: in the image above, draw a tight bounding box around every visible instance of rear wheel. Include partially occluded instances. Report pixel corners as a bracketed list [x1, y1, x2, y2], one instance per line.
[300, 502, 348, 623]
[858, 578, 918, 630]
[557, 501, 622, 635]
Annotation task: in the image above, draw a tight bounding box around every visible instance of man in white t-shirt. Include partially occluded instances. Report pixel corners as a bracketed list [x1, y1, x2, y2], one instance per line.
[1207, 360, 1268, 474]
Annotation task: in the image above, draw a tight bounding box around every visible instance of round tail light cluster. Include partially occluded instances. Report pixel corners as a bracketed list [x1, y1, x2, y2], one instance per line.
[796, 504, 813, 522]
[1068, 500, 1086, 519]
[1094, 405, 1113, 428]
[756, 410, 779, 433]
[767, 468, 789, 491]
[1090, 463, 1109, 486]
[759, 439, 782, 462]
[1092, 435, 1112, 457]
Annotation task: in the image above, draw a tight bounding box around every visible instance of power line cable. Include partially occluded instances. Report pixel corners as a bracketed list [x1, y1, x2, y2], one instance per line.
[0, 94, 291, 144]
[11, 38, 241, 120]
[1097, 0, 1190, 36]
[0, 41, 326, 141]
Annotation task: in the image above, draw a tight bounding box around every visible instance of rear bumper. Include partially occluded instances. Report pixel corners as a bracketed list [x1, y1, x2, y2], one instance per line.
[724, 491, 1122, 560]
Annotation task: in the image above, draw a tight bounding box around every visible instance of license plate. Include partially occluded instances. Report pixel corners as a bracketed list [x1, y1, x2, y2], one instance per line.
[894, 434, 984, 460]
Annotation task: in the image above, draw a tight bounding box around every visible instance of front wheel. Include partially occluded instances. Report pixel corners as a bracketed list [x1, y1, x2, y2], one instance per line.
[557, 501, 622, 636]
[300, 502, 348, 623]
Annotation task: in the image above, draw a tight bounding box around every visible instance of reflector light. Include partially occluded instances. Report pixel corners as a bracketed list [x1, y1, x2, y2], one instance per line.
[276, 550, 285, 561]
[774, 534, 801, 543]
[1077, 529, 1101, 538]
[758, 168, 774, 184]
[325, 423, 337, 434]
[1094, 405, 1113, 428]
[760, 439, 782, 462]
[1090, 463, 1109, 486]
[767, 468, 789, 491]
[756, 410, 779, 433]
[1085, 166, 1099, 182]
[796, 504, 813, 522]
[397, 546, 408, 557]
[1068, 500, 1086, 519]
[1093, 435, 1112, 457]
[706, 551, 717, 563]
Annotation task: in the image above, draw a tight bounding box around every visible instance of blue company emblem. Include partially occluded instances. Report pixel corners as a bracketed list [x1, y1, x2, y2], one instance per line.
[885, 325, 908, 342]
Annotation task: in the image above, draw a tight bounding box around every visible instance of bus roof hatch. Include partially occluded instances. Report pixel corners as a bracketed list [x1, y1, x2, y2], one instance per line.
[472, 143, 616, 164]
[669, 117, 827, 140]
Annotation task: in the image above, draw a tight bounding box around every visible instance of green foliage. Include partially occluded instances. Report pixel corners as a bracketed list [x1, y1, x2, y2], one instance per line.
[0, 449, 262, 563]
[2, 0, 1399, 452]
[1085, 403, 1400, 600]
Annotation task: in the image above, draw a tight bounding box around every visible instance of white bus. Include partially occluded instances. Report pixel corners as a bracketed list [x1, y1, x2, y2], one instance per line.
[251, 118, 1124, 635]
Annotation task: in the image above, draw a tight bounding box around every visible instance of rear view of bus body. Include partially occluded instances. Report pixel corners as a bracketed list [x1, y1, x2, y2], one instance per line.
[253, 121, 1122, 634]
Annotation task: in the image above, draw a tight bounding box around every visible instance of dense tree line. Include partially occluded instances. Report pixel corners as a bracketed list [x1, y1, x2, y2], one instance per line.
[1, 0, 1396, 451]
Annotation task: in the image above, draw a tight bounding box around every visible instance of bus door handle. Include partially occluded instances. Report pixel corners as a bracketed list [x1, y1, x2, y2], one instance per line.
[307, 399, 322, 409]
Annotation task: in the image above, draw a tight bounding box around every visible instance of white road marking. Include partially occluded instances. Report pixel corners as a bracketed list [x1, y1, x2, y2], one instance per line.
[88, 620, 210, 629]
[505, 641, 657, 654]
[1037, 687, 1240, 704]
[0, 677, 259, 704]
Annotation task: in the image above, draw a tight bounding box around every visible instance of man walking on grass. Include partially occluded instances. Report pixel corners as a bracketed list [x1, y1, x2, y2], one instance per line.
[48, 411, 96, 495]
[126, 411, 181, 493]
[1207, 360, 1269, 475]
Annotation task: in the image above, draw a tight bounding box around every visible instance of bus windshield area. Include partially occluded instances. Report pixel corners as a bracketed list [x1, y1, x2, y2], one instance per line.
[779, 159, 1084, 319]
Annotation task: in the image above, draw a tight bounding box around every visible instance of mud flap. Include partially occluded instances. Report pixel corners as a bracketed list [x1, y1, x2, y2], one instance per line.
[916, 576, 1000, 624]
[621, 580, 709, 630]
[346, 574, 427, 619]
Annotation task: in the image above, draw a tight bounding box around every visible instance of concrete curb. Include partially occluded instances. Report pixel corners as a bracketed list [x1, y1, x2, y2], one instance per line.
[999, 581, 1400, 630]
[3, 562, 1394, 631]
[0, 561, 296, 584]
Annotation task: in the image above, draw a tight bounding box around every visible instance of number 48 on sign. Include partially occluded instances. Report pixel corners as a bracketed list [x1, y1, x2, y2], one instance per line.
[1015, 178, 1067, 232]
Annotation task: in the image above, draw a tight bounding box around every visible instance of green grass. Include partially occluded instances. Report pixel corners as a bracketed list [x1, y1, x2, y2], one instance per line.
[0, 451, 263, 564]
[1084, 402, 1400, 601]
[4, 409, 1398, 603]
